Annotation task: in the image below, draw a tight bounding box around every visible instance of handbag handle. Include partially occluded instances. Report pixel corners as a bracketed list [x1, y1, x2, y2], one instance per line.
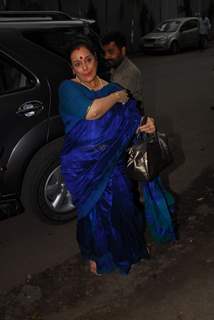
[136, 115, 157, 143]
[140, 115, 148, 126]
[137, 115, 151, 138]
[136, 115, 147, 137]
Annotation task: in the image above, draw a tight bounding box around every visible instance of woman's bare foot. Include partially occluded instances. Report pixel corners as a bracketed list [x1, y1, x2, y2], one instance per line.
[89, 260, 97, 273]
[89, 260, 102, 276]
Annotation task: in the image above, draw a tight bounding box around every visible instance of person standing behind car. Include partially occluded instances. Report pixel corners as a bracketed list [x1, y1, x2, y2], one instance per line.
[102, 31, 144, 114]
[199, 12, 211, 49]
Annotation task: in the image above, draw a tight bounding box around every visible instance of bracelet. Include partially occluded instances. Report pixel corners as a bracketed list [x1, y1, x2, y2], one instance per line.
[85, 103, 92, 116]
[113, 91, 120, 98]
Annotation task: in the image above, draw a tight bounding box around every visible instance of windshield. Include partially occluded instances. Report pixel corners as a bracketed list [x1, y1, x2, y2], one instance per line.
[155, 20, 180, 32]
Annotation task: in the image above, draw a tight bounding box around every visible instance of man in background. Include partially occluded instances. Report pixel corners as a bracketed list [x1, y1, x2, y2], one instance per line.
[199, 12, 211, 49]
[102, 31, 144, 113]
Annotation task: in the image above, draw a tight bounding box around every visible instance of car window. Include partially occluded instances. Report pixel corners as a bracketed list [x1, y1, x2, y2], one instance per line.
[180, 22, 188, 31]
[155, 21, 180, 32]
[180, 20, 198, 31]
[0, 54, 34, 95]
[188, 20, 199, 29]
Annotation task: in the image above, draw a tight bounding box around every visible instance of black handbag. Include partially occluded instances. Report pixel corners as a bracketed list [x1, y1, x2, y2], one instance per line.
[126, 119, 173, 181]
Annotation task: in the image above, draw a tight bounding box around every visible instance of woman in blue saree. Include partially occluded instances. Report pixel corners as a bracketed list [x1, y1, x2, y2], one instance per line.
[59, 37, 175, 275]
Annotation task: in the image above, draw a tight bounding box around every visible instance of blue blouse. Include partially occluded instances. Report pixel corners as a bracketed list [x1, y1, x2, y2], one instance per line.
[58, 79, 121, 134]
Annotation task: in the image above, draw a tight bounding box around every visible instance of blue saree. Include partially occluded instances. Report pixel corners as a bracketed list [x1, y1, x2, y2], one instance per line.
[59, 80, 175, 274]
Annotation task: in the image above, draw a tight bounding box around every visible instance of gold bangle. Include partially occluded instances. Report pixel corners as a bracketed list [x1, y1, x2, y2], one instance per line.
[85, 103, 92, 116]
[113, 92, 121, 102]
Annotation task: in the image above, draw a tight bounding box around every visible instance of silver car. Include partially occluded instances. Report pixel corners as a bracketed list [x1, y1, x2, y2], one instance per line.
[140, 17, 200, 54]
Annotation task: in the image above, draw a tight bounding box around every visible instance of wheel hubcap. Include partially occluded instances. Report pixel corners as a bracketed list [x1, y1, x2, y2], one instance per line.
[44, 166, 75, 213]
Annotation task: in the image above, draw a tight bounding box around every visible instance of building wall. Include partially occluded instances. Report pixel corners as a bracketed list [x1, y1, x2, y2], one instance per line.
[6, 0, 59, 10]
[3, 0, 214, 50]
[60, 0, 196, 50]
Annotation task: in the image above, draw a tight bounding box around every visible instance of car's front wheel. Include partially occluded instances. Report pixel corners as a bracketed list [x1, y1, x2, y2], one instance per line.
[21, 138, 76, 224]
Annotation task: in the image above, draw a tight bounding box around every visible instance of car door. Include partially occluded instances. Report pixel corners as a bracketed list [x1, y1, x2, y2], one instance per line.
[188, 19, 200, 47]
[179, 21, 193, 48]
[179, 20, 199, 48]
[0, 51, 50, 188]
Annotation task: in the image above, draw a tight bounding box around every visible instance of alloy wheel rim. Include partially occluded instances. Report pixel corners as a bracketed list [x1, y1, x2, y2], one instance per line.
[44, 165, 75, 213]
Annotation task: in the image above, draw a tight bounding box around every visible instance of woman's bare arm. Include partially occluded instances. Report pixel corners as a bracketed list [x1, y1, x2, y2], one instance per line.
[86, 90, 128, 120]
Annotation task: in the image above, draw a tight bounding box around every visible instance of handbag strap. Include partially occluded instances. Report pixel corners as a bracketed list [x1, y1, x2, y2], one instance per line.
[136, 115, 157, 143]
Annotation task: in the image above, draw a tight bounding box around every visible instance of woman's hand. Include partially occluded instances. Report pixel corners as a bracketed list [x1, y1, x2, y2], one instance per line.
[112, 90, 129, 105]
[137, 117, 156, 134]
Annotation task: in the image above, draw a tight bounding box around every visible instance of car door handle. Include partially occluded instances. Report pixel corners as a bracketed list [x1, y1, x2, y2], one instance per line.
[16, 100, 44, 117]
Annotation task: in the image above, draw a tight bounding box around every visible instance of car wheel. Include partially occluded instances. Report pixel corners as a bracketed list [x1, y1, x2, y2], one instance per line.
[170, 41, 179, 54]
[21, 138, 76, 224]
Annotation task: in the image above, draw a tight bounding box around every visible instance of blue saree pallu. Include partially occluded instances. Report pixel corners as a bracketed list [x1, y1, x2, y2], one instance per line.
[59, 80, 175, 274]
[141, 178, 176, 243]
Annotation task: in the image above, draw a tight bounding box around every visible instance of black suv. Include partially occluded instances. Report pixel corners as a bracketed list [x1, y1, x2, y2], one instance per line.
[0, 11, 104, 223]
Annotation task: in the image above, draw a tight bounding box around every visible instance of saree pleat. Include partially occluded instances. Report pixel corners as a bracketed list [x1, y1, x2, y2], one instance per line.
[77, 160, 149, 274]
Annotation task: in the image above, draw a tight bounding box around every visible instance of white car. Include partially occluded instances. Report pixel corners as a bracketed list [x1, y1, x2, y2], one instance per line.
[140, 17, 200, 54]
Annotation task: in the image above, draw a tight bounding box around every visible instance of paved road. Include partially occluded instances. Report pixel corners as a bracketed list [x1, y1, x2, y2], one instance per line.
[3, 165, 214, 320]
[133, 47, 214, 193]
[1, 46, 214, 293]
[0, 212, 78, 292]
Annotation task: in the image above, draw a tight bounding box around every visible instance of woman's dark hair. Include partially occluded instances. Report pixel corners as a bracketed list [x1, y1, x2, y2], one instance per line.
[66, 35, 97, 61]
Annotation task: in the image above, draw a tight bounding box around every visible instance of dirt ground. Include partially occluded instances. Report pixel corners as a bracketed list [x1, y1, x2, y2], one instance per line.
[0, 166, 214, 320]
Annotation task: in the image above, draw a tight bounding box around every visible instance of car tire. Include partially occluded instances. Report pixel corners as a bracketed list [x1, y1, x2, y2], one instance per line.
[170, 41, 179, 54]
[21, 138, 76, 224]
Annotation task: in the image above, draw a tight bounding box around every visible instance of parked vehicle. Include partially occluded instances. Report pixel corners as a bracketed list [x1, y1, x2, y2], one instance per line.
[0, 11, 106, 223]
[140, 17, 200, 54]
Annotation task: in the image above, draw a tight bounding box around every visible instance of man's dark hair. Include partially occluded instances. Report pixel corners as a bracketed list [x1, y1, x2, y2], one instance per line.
[102, 31, 127, 49]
